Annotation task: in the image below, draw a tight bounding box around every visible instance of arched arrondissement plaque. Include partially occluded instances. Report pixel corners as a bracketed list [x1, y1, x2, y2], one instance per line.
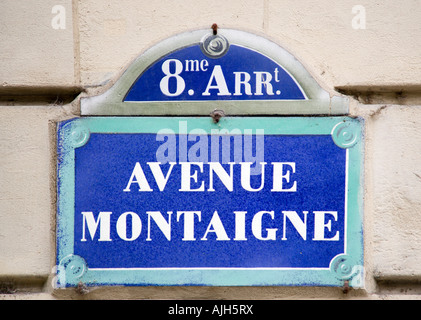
[81, 29, 348, 115]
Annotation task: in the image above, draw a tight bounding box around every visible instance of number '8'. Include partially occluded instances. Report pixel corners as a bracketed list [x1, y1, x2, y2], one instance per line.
[159, 59, 186, 96]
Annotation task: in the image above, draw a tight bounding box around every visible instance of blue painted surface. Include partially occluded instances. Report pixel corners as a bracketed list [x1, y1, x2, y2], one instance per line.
[124, 45, 306, 101]
[74, 134, 345, 269]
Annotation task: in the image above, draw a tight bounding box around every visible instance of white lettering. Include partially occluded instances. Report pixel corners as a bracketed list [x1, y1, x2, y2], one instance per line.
[251, 210, 277, 240]
[208, 162, 235, 191]
[79, 210, 341, 242]
[313, 211, 340, 241]
[124, 161, 300, 192]
[147, 211, 172, 241]
[185, 59, 199, 72]
[160, 59, 185, 96]
[177, 211, 201, 241]
[233, 72, 252, 96]
[201, 211, 230, 240]
[282, 211, 308, 240]
[274, 68, 280, 82]
[179, 162, 205, 191]
[202, 65, 231, 96]
[240, 162, 267, 191]
[254, 71, 274, 95]
[271, 162, 297, 192]
[200, 59, 209, 72]
[147, 162, 176, 191]
[81, 211, 112, 241]
[233, 211, 247, 241]
[123, 162, 153, 192]
[185, 59, 209, 72]
[116, 211, 142, 241]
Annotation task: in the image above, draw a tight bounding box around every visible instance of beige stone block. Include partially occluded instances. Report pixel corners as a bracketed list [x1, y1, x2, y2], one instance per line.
[78, 0, 265, 85]
[265, 0, 421, 89]
[77, 0, 421, 90]
[369, 105, 421, 279]
[0, 106, 63, 277]
[0, 0, 76, 87]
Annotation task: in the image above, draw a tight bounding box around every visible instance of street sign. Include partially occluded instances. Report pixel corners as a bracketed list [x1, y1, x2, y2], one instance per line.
[57, 28, 361, 288]
[56, 116, 364, 287]
[124, 39, 307, 102]
[81, 29, 348, 115]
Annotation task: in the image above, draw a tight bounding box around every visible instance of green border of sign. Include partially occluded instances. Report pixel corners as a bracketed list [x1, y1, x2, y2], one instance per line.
[56, 116, 364, 288]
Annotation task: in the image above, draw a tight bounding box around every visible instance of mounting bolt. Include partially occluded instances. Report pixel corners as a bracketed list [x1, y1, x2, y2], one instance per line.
[212, 23, 218, 35]
[342, 280, 350, 294]
[76, 281, 89, 295]
[210, 109, 225, 123]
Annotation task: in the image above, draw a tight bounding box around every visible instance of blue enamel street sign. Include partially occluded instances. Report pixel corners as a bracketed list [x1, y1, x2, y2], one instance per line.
[56, 117, 364, 287]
